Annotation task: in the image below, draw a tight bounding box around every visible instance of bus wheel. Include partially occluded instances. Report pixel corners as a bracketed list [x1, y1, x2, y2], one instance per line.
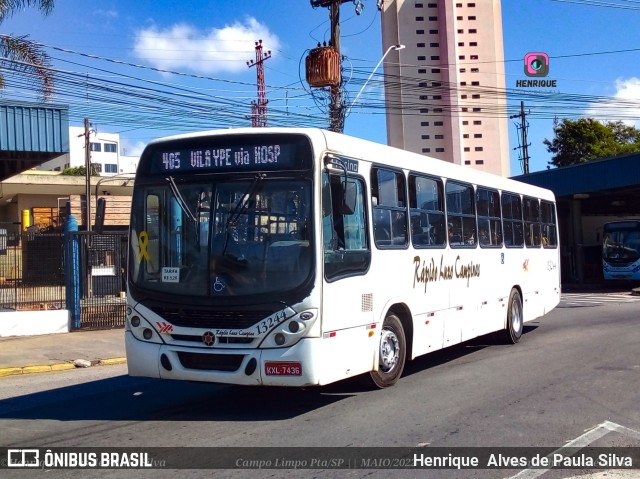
[503, 289, 523, 344]
[369, 314, 406, 388]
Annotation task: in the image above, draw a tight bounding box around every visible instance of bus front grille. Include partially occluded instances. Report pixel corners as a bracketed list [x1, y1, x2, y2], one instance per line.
[177, 352, 245, 372]
[171, 334, 254, 345]
[150, 307, 273, 329]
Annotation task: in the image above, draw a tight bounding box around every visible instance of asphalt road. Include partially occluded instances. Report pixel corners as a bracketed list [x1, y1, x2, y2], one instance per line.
[0, 293, 639, 479]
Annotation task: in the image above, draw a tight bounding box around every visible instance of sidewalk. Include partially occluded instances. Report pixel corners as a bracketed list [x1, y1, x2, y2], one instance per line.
[0, 328, 126, 377]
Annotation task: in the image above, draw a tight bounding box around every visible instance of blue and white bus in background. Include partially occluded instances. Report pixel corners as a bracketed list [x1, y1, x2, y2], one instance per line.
[602, 221, 640, 281]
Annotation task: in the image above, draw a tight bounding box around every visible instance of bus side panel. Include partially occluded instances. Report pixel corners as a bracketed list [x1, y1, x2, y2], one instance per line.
[520, 248, 560, 323]
[320, 275, 377, 384]
[521, 260, 544, 323]
[459, 249, 509, 341]
[542, 247, 561, 316]
[455, 257, 481, 345]
[504, 246, 560, 324]
[373, 249, 451, 360]
[409, 251, 448, 358]
[411, 312, 445, 357]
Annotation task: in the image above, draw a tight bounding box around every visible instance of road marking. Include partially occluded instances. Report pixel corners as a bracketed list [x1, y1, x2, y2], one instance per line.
[562, 293, 640, 303]
[559, 293, 640, 307]
[506, 421, 640, 479]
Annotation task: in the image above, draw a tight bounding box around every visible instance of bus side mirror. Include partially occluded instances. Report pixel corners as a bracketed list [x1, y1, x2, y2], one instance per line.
[95, 198, 106, 234]
[341, 181, 357, 215]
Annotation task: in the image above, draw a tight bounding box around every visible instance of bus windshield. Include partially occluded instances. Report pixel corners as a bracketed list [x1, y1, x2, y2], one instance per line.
[130, 177, 313, 298]
[602, 224, 640, 263]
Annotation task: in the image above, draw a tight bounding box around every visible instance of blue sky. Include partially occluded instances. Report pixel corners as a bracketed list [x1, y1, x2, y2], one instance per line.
[2, 0, 640, 176]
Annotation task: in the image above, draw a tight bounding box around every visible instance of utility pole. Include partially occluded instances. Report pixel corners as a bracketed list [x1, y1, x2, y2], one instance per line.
[510, 101, 530, 174]
[309, 0, 352, 132]
[247, 39, 271, 127]
[328, 2, 343, 132]
[83, 117, 92, 230]
[81, 117, 95, 299]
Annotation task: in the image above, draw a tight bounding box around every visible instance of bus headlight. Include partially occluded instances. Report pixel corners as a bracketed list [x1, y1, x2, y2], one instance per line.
[259, 309, 318, 348]
[127, 310, 164, 344]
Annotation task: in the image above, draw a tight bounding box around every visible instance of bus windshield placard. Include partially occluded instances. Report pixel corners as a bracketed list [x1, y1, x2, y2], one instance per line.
[146, 137, 311, 175]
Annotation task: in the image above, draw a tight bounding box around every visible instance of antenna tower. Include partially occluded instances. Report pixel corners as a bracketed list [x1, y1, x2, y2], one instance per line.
[247, 39, 271, 127]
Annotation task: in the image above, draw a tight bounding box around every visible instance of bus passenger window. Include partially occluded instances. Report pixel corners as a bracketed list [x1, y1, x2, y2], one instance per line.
[476, 187, 502, 247]
[371, 167, 408, 248]
[523, 197, 541, 247]
[541, 200, 558, 248]
[445, 180, 476, 248]
[409, 174, 445, 248]
[502, 192, 524, 247]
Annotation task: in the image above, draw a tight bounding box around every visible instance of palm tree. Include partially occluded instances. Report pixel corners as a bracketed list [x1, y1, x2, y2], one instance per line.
[0, 0, 55, 100]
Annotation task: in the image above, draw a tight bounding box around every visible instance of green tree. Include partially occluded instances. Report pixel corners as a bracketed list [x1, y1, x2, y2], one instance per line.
[608, 120, 640, 145]
[0, 1, 55, 100]
[61, 166, 100, 176]
[544, 118, 640, 168]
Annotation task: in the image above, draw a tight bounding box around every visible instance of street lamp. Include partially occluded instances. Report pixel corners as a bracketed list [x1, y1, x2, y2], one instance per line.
[344, 44, 405, 119]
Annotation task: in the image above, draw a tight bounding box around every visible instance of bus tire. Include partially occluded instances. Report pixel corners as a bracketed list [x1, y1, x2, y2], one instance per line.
[369, 314, 406, 388]
[503, 289, 523, 344]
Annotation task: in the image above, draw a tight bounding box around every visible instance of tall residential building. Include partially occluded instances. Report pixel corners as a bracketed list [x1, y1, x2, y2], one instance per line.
[381, 0, 509, 176]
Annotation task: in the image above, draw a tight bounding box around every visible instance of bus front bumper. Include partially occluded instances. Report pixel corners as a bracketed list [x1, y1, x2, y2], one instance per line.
[125, 331, 322, 387]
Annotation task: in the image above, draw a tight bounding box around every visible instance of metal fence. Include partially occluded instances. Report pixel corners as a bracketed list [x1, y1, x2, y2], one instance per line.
[0, 231, 65, 311]
[77, 232, 128, 329]
[0, 229, 128, 330]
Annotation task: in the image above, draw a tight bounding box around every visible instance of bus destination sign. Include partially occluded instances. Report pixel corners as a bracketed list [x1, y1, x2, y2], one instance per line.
[151, 143, 300, 174]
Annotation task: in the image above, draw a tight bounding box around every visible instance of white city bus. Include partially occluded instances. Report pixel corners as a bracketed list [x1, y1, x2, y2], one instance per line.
[125, 128, 560, 388]
[602, 220, 640, 281]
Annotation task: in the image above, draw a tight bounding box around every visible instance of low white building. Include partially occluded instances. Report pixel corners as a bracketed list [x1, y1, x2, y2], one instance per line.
[37, 126, 138, 176]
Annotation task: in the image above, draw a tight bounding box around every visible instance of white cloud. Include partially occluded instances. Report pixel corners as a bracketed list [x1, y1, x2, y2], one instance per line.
[585, 77, 640, 128]
[133, 17, 280, 75]
[120, 140, 146, 158]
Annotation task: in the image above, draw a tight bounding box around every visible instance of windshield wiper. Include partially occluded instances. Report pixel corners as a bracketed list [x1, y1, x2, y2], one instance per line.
[226, 173, 266, 227]
[223, 173, 266, 256]
[167, 176, 201, 244]
[167, 176, 197, 223]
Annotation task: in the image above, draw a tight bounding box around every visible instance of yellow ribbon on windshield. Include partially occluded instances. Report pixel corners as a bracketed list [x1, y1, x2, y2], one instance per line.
[138, 231, 150, 262]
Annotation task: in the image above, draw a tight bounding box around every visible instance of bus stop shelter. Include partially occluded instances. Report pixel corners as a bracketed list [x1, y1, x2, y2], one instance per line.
[514, 153, 640, 284]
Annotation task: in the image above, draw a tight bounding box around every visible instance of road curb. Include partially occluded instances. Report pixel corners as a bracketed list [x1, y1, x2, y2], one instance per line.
[98, 357, 127, 366]
[0, 357, 127, 378]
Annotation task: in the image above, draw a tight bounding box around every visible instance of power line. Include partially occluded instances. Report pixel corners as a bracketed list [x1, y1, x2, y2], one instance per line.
[549, 0, 640, 9]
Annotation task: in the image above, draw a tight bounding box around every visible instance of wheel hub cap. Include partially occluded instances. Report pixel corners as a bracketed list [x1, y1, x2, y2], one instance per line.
[379, 329, 399, 372]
